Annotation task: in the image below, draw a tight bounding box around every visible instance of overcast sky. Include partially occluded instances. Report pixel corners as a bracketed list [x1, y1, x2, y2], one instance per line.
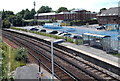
[0, 0, 119, 13]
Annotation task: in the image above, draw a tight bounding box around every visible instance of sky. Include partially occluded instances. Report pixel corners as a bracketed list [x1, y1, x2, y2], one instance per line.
[0, 0, 119, 13]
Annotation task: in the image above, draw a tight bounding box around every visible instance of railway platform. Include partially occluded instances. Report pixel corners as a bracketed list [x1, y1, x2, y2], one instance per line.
[61, 42, 119, 67]
[14, 64, 58, 80]
[6, 29, 120, 68]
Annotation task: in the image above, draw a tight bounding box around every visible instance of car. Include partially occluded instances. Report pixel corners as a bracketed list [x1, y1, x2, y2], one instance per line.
[70, 35, 83, 39]
[96, 26, 105, 30]
[49, 31, 58, 34]
[56, 32, 64, 36]
[59, 33, 72, 37]
[30, 28, 39, 31]
[40, 29, 46, 32]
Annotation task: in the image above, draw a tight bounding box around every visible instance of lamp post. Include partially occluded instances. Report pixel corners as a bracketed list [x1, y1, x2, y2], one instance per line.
[38, 59, 41, 81]
[37, 59, 41, 81]
[51, 39, 65, 80]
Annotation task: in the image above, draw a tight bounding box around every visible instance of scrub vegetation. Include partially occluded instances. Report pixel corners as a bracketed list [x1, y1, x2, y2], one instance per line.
[0, 41, 27, 80]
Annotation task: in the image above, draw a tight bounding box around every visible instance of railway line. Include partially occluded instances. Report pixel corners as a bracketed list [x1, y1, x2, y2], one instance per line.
[2, 30, 120, 81]
[3, 32, 77, 81]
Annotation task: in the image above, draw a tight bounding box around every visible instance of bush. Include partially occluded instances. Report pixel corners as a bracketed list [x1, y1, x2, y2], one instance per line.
[75, 39, 83, 45]
[3, 19, 11, 28]
[15, 48, 28, 63]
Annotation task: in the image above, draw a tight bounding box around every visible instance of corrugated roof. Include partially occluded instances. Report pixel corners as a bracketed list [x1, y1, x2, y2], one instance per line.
[83, 33, 110, 38]
[97, 7, 119, 16]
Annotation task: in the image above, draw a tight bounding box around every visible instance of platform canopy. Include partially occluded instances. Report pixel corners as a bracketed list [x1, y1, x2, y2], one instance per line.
[83, 33, 111, 38]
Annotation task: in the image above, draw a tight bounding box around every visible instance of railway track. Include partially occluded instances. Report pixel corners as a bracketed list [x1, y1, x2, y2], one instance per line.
[3, 32, 77, 81]
[2, 30, 120, 81]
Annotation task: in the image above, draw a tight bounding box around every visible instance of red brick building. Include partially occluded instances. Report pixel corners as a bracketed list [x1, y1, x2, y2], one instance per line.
[34, 9, 97, 21]
[97, 7, 120, 25]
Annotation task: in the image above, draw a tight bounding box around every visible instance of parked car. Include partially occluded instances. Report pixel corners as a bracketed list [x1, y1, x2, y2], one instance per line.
[59, 33, 72, 37]
[30, 28, 39, 31]
[96, 26, 105, 30]
[70, 35, 83, 39]
[40, 29, 46, 32]
[49, 31, 58, 34]
[56, 32, 64, 36]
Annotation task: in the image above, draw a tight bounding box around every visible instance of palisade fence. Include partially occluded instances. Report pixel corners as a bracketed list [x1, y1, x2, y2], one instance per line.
[82, 32, 120, 53]
[110, 40, 120, 51]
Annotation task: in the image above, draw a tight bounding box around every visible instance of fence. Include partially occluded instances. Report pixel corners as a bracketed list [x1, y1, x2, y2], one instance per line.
[110, 39, 120, 52]
[82, 33, 120, 53]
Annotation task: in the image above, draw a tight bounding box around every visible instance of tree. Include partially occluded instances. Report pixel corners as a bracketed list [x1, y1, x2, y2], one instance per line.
[4, 11, 14, 16]
[37, 6, 52, 13]
[30, 9, 36, 19]
[24, 9, 32, 19]
[13, 14, 23, 26]
[17, 9, 25, 18]
[2, 9, 6, 20]
[2, 10, 15, 28]
[17, 9, 36, 20]
[2, 19, 11, 28]
[8, 15, 15, 23]
[57, 7, 68, 13]
[99, 8, 107, 14]
[2, 10, 14, 19]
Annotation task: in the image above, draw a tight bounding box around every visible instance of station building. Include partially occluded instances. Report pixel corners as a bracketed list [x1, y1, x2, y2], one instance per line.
[34, 9, 97, 21]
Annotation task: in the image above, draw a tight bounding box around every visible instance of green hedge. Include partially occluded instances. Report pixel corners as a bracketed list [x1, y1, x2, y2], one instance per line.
[10, 27, 83, 45]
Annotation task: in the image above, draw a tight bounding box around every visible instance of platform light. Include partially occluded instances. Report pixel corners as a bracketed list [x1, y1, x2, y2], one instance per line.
[51, 39, 65, 80]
